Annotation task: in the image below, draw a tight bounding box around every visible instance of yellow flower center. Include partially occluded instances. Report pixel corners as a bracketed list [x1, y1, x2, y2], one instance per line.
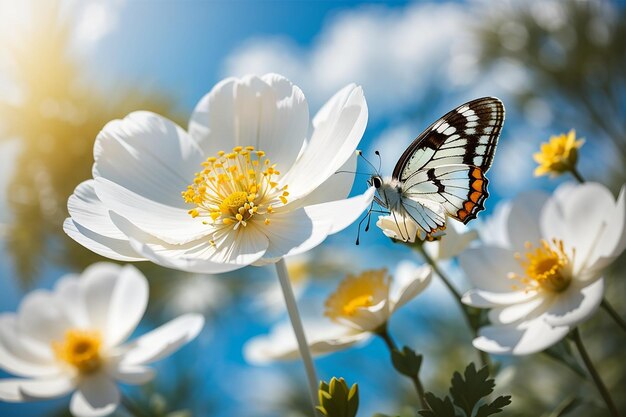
[533, 129, 584, 177]
[324, 269, 389, 320]
[182, 146, 289, 228]
[510, 239, 573, 293]
[52, 329, 102, 374]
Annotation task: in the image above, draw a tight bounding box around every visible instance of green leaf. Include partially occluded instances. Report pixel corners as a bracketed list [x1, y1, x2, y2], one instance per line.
[391, 346, 423, 377]
[418, 392, 459, 417]
[449, 363, 494, 416]
[474, 396, 512, 417]
[317, 377, 359, 417]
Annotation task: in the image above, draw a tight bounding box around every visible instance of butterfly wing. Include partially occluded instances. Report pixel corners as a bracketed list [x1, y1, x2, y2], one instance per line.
[393, 97, 504, 224]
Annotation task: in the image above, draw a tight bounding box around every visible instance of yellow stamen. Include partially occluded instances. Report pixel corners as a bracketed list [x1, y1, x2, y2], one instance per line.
[52, 329, 102, 374]
[182, 147, 289, 230]
[510, 238, 573, 293]
[325, 270, 389, 320]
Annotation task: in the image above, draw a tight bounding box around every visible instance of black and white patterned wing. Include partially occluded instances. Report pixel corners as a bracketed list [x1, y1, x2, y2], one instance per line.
[393, 97, 504, 224]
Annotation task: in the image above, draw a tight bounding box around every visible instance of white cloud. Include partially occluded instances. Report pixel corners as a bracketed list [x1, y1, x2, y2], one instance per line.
[223, 2, 477, 119]
[72, 0, 125, 50]
[0, 0, 124, 54]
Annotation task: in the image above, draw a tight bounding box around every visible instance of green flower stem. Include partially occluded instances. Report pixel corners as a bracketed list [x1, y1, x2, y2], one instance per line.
[376, 324, 426, 409]
[569, 167, 585, 183]
[571, 328, 621, 417]
[414, 244, 490, 368]
[275, 258, 319, 412]
[601, 298, 626, 333]
[121, 395, 150, 417]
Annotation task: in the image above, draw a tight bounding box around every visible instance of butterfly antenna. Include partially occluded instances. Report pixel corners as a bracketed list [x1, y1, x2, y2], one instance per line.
[356, 150, 379, 175]
[335, 170, 372, 176]
[374, 150, 382, 174]
[355, 199, 376, 245]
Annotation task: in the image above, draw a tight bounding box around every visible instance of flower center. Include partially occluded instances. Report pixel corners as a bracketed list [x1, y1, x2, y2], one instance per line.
[324, 269, 389, 320]
[510, 239, 573, 293]
[52, 329, 102, 374]
[182, 146, 289, 229]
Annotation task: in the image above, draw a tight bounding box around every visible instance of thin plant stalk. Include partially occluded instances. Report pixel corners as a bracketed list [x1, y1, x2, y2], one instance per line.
[121, 395, 150, 417]
[601, 298, 626, 333]
[415, 244, 490, 368]
[569, 167, 585, 184]
[275, 258, 319, 411]
[376, 324, 426, 409]
[571, 328, 620, 417]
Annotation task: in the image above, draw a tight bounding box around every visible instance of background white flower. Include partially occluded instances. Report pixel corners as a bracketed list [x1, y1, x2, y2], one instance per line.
[376, 214, 476, 260]
[244, 261, 431, 363]
[64, 73, 374, 273]
[460, 182, 626, 355]
[0, 263, 204, 417]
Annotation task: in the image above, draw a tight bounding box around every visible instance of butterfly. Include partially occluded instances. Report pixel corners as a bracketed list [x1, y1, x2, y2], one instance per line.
[366, 97, 505, 242]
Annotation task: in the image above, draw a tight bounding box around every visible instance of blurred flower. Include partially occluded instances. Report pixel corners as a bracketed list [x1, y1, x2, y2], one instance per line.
[244, 262, 431, 362]
[376, 214, 477, 260]
[423, 220, 478, 261]
[376, 213, 420, 243]
[461, 183, 626, 355]
[165, 274, 231, 316]
[533, 130, 584, 178]
[251, 254, 311, 320]
[0, 263, 204, 417]
[64, 74, 373, 273]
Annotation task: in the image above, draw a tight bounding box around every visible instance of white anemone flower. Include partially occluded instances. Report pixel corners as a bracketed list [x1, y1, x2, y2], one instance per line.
[244, 261, 432, 363]
[376, 214, 477, 260]
[461, 182, 626, 355]
[63, 74, 373, 273]
[0, 263, 204, 417]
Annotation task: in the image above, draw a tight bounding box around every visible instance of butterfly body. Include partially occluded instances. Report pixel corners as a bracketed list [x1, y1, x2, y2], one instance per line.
[370, 97, 505, 241]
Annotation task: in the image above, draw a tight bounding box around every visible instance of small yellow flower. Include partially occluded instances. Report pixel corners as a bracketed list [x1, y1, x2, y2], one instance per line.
[533, 129, 584, 177]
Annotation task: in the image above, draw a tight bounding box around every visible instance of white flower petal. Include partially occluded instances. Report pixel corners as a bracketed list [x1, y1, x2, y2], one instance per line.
[189, 74, 309, 170]
[390, 263, 432, 313]
[80, 263, 139, 343]
[94, 177, 209, 244]
[544, 278, 604, 327]
[93, 111, 205, 208]
[120, 314, 204, 366]
[424, 221, 478, 261]
[244, 321, 370, 364]
[0, 376, 75, 402]
[111, 212, 268, 273]
[283, 84, 368, 200]
[462, 289, 538, 308]
[17, 290, 72, 346]
[473, 316, 570, 355]
[459, 246, 523, 293]
[259, 209, 331, 262]
[67, 180, 126, 240]
[303, 186, 375, 235]
[290, 152, 358, 208]
[106, 364, 155, 385]
[541, 182, 620, 274]
[487, 296, 548, 325]
[54, 276, 89, 330]
[70, 373, 120, 417]
[0, 315, 58, 377]
[63, 218, 144, 262]
[101, 265, 149, 347]
[376, 213, 419, 243]
[504, 191, 548, 251]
